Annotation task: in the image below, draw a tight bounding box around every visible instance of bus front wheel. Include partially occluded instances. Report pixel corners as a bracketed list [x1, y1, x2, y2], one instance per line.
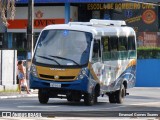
[84, 90, 96, 106]
[38, 89, 49, 104]
[66, 92, 81, 102]
[66, 94, 73, 102]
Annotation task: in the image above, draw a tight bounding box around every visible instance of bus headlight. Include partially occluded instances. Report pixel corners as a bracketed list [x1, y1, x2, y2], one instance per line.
[79, 74, 84, 79]
[77, 68, 88, 80]
[82, 69, 86, 75]
[30, 64, 38, 77]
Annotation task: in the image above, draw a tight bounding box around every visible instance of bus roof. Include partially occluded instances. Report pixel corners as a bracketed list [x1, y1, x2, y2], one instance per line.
[43, 22, 135, 37]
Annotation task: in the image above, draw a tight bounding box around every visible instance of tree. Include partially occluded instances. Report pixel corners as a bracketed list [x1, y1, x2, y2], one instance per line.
[0, 0, 15, 26]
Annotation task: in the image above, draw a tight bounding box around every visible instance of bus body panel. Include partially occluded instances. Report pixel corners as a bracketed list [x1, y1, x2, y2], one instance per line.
[36, 66, 81, 81]
[91, 58, 136, 93]
[30, 74, 89, 92]
[30, 64, 100, 94]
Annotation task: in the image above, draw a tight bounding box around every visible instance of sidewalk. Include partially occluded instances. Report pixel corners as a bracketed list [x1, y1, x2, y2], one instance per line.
[0, 90, 38, 99]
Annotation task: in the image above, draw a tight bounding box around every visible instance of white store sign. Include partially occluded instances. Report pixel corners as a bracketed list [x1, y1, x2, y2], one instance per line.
[7, 6, 78, 32]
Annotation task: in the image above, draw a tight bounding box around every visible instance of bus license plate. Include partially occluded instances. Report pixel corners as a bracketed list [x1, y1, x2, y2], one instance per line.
[50, 83, 61, 88]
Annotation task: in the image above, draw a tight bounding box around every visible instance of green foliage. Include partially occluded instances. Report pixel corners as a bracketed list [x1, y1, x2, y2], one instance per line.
[137, 47, 160, 59]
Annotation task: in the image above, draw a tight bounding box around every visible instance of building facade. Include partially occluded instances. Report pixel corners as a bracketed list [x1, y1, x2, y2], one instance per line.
[0, 0, 160, 59]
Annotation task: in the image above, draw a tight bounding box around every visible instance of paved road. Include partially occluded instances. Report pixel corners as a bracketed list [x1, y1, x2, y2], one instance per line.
[0, 87, 159, 119]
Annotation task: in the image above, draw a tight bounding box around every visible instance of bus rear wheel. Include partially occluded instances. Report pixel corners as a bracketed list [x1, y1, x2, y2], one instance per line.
[108, 92, 117, 103]
[108, 84, 125, 104]
[38, 89, 49, 104]
[115, 84, 125, 104]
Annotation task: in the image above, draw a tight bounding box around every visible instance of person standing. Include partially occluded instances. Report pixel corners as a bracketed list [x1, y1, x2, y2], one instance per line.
[17, 60, 30, 94]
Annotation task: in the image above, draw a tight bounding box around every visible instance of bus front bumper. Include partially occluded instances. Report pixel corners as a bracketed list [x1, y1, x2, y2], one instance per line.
[29, 74, 88, 92]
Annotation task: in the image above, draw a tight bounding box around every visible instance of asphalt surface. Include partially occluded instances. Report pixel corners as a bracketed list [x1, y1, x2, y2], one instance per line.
[0, 87, 159, 120]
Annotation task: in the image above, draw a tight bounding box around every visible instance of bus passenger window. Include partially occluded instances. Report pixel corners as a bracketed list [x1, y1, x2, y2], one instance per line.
[102, 37, 109, 52]
[118, 37, 127, 51]
[102, 37, 110, 61]
[128, 36, 136, 50]
[92, 40, 101, 62]
[110, 37, 118, 51]
[93, 41, 99, 58]
[109, 37, 118, 60]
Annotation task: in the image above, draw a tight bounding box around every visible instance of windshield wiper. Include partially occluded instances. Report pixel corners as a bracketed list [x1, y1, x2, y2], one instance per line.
[49, 55, 80, 66]
[37, 55, 61, 65]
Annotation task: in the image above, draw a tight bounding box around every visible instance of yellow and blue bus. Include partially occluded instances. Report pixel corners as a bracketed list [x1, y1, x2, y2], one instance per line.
[30, 19, 136, 106]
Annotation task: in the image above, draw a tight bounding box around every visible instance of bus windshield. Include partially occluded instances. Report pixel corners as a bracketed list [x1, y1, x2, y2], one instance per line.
[33, 29, 92, 67]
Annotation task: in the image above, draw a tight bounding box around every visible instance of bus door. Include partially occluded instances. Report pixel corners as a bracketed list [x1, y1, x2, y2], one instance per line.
[91, 39, 103, 82]
[101, 36, 119, 87]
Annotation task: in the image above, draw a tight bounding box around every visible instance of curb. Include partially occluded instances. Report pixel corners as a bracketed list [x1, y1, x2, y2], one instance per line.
[0, 93, 38, 99]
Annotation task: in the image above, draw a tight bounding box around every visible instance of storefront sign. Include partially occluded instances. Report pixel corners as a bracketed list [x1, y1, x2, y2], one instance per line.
[85, 3, 158, 32]
[92, 11, 100, 19]
[7, 6, 77, 31]
[137, 32, 160, 47]
[142, 10, 156, 24]
[7, 19, 65, 29]
[87, 3, 154, 10]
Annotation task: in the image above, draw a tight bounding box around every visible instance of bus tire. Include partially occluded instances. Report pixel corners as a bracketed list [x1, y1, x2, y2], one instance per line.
[94, 96, 98, 103]
[108, 93, 116, 103]
[115, 84, 125, 104]
[84, 91, 95, 106]
[38, 89, 49, 104]
[74, 98, 81, 102]
[66, 95, 73, 102]
[74, 95, 81, 102]
[66, 92, 81, 102]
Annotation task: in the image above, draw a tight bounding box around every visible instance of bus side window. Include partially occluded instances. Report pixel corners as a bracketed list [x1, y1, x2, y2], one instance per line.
[110, 37, 118, 51]
[128, 36, 136, 50]
[109, 37, 118, 60]
[118, 37, 127, 51]
[93, 41, 98, 52]
[92, 40, 101, 61]
[102, 37, 110, 61]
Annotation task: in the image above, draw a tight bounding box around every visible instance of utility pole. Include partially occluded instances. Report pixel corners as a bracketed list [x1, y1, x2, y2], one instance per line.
[26, 0, 34, 84]
[27, 0, 34, 59]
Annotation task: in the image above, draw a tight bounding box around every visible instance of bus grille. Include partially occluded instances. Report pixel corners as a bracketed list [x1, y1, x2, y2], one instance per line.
[39, 74, 75, 80]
